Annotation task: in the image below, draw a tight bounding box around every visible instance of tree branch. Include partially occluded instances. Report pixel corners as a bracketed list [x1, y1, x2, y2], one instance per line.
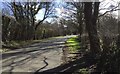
[99, 8, 120, 17]
[99, 4, 120, 17]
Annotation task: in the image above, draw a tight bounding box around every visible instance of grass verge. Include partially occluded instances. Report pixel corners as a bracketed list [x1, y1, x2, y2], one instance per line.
[66, 36, 80, 53]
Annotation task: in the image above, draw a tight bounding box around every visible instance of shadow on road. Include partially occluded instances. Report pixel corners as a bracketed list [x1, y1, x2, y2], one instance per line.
[34, 52, 98, 73]
[34, 57, 48, 73]
[2, 42, 66, 59]
[2, 41, 67, 73]
[2, 36, 76, 73]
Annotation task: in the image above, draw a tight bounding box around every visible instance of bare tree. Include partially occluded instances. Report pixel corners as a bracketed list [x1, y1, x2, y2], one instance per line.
[63, 2, 84, 37]
[4, 2, 55, 40]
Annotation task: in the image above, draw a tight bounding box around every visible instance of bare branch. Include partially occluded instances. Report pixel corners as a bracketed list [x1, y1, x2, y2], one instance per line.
[35, 2, 54, 30]
[99, 4, 120, 17]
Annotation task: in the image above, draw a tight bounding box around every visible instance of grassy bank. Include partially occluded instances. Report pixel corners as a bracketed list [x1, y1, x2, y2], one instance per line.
[66, 36, 80, 53]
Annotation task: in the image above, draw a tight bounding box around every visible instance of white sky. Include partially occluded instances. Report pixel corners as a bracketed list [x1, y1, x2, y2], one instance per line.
[99, 0, 119, 14]
[35, 9, 45, 21]
[1, 0, 119, 21]
[35, 0, 120, 22]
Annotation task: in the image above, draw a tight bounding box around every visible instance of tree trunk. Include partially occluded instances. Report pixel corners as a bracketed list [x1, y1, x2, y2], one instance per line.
[117, 21, 120, 49]
[84, 2, 101, 53]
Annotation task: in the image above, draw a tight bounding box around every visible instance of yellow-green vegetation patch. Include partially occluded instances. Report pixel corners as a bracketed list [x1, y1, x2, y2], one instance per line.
[1, 48, 9, 53]
[66, 36, 80, 53]
[79, 68, 89, 74]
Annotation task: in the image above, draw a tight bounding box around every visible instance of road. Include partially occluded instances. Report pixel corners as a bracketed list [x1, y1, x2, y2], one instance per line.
[2, 35, 76, 73]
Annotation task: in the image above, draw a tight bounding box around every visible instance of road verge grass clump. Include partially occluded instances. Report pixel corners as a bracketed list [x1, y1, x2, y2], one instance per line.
[66, 36, 80, 53]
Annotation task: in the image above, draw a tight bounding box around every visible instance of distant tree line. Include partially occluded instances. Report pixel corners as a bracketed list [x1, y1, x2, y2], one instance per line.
[2, 2, 78, 43]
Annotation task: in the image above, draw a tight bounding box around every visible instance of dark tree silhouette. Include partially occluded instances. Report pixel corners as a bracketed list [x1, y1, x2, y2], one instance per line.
[84, 2, 101, 53]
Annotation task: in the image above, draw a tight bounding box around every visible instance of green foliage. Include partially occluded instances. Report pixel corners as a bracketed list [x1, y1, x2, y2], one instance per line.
[66, 36, 80, 53]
